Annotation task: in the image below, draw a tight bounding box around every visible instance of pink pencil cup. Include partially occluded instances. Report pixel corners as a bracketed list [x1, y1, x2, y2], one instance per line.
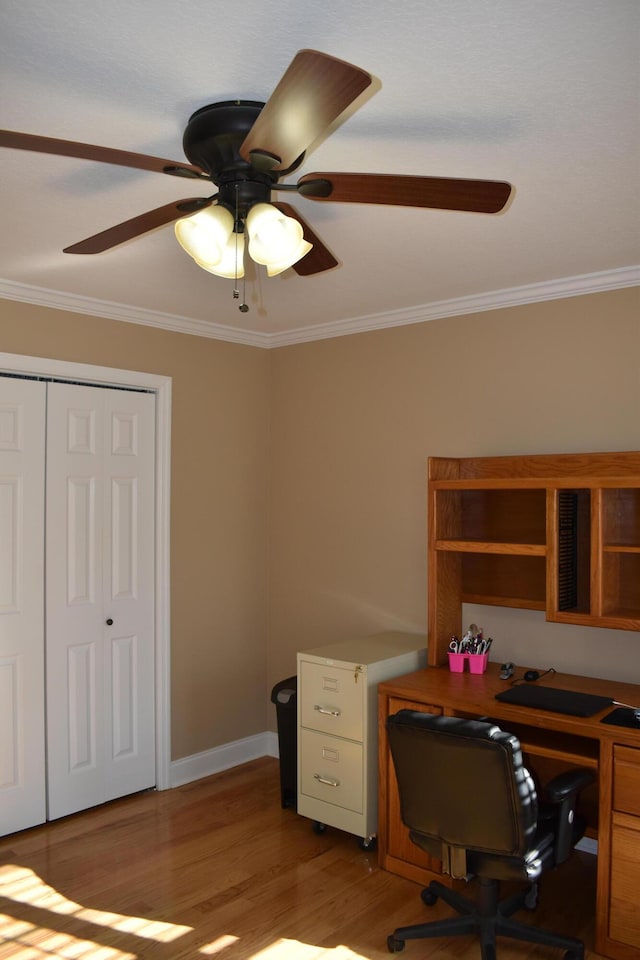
[448, 652, 466, 673]
[468, 653, 489, 674]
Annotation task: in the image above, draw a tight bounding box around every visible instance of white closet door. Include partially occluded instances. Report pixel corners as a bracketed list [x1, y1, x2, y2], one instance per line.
[46, 382, 156, 820]
[0, 377, 46, 835]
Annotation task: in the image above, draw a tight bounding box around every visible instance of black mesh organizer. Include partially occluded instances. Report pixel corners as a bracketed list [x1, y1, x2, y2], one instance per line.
[495, 683, 613, 717]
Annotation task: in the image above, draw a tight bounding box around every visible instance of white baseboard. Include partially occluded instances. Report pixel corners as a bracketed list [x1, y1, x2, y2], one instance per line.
[169, 731, 280, 789]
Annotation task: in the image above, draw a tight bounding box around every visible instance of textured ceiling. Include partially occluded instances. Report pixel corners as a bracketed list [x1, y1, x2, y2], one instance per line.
[1, 0, 638, 345]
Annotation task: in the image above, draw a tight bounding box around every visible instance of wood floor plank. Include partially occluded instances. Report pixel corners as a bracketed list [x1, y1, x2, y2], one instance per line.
[0, 757, 604, 960]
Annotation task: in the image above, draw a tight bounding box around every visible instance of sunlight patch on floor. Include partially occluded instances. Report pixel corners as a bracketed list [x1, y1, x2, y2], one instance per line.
[0, 865, 192, 957]
[0, 912, 136, 959]
[243, 940, 372, 959]
[199, 934, 240, 954]
[1, 868, 374, 960]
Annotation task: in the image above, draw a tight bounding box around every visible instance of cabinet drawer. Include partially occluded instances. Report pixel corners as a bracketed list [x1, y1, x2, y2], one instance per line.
[610, 812, 640, 949]
[299, 729, 363, 814]
[613, 745, 640, 816]
[299, 660, 364, 741]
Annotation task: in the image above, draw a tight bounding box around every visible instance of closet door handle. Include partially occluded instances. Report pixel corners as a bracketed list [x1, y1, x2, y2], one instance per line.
[106, 618, 114, 626]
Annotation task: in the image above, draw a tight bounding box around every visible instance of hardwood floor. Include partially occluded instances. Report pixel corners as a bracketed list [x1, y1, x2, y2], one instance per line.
[0, 757, 602, 960]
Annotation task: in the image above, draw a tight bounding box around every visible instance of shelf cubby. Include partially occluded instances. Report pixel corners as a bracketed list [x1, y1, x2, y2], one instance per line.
[435, 488, 546, 546]
[603, 489, 640, 548]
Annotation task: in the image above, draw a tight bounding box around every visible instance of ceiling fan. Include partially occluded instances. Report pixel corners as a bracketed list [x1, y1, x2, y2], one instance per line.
[0, 49, 513, 278]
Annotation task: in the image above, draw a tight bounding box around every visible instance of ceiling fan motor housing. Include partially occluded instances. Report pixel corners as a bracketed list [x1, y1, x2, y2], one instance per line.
[182, 100, 304, 223]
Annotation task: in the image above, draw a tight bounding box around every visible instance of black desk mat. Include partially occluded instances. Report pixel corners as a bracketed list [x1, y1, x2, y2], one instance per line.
[495, 683, 613, 717]
[601, 706, 640, 728]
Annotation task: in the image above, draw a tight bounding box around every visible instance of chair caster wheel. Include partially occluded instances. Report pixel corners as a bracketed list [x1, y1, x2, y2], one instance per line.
[420, 886, 438, 906]
[563, 952, 583, 960]
[387, 934, 405, 953]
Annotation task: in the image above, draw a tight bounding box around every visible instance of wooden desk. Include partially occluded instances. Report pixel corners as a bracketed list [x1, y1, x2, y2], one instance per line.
[378, 662, 640, 960]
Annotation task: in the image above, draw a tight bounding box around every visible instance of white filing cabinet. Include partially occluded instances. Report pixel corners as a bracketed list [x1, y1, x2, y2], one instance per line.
[297, 631, 426, 847]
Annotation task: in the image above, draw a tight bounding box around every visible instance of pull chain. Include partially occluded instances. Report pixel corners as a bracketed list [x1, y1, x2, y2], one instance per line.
[233, 184, 240, 301]
[239, 272, 249, 313]
[232, 184, 249, 313]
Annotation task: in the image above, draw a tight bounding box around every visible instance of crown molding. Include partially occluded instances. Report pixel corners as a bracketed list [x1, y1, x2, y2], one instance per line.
[0, 278, 271, 348]
[268, 265, 640, 346]
[1, 266, 638, 350]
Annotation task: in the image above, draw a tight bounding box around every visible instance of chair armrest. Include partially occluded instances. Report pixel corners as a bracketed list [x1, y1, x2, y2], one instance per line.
[544, 767, 595, 804]
[542, 767, 595, 864]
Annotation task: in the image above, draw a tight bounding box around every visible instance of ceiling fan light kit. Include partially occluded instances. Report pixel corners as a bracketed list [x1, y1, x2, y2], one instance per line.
[174, 196, 312, 278]
[0, 48, 513, 296]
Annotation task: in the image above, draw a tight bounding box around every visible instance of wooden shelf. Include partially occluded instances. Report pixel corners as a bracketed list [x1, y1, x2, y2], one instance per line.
[428, 452, 640, 666]
[436, 539, 546, 556]
[604, 608, 640, 621]
[462, 592, 546, 611]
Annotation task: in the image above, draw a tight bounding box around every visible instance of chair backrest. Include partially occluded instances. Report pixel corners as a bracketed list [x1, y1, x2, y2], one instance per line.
[386, 710, 538, 864]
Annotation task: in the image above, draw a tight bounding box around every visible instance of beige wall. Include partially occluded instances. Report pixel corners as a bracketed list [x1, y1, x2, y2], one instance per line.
[2, 285, 638, 758]
[0, 299, 270, 759]
[268, 287, 640, 695]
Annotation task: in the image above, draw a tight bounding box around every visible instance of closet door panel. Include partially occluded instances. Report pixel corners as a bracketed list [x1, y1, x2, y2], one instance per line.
[46, 383, 155, 820]
[0, 378, 46, 835]
[103, 390, 156, 802]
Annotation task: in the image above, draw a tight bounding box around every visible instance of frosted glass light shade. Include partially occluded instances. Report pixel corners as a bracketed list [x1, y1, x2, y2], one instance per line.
[175, 205, 234, 267]
[265, 238, 313, 276]
[246, 203, 313, 273]
[197, 231, 245, 279]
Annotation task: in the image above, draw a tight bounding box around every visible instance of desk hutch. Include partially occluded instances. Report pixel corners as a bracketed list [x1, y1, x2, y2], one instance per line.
[378, 452, 640, 960]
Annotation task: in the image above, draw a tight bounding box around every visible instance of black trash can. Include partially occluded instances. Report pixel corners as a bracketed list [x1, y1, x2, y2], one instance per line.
[271, 676, 297, 810]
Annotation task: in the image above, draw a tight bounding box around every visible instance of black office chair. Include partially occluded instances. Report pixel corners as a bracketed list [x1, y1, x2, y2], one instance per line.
[386, 710, 595, 960]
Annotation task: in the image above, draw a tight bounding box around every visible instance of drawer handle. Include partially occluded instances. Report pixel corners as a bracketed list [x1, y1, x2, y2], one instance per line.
[314, 705, 341, 717]
[314, 774, 340, 787]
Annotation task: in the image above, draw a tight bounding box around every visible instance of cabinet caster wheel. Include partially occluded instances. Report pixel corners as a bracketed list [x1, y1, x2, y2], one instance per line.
[358, 835, 377, 851]
[312, 821, 327, 834]
[387, 935, 405, 953]
[420, 886, 438, 906]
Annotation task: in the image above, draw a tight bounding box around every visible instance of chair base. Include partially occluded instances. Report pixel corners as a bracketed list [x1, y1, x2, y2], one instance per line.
[387, 877, 584, 960]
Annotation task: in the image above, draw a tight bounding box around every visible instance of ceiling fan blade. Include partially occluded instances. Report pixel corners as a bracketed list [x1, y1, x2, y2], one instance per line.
[240, 49, 372, 172]
[0, 129, 207, 179]
[297, 172, 512, 213]
[272, 201, 338, 275]
[63, 197, 214, 254]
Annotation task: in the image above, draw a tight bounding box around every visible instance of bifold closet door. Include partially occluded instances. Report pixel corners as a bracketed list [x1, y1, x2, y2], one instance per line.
[0, 378, 46, 835]
[45, 382, 156, 821]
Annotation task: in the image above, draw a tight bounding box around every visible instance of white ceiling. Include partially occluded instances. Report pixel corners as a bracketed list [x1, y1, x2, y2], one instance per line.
[1, 0, 638, 346]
